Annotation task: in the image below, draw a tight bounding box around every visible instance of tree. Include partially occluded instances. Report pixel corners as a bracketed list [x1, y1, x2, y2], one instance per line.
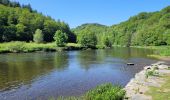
[2, 25, 17, 42]
[0, 0, 9, 5]
[77, 31, 97, 48]
[53, 30, 68, 47]
[167, 35, 170, 45]
[103, 36, 112, 47]
[0, 0, 74, 42]
[164, 30, 170, 45]
[16, 24, 26, 41]
[33, 29, 44, 43]
[22, 4, 32, 12]
[43, 19, 58, 42]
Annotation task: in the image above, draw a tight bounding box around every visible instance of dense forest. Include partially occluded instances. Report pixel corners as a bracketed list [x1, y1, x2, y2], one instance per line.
[111, 6, 170, 46]
[0, 0, 170, 47]
[0, 0, 76, 43]
[73, 6, 170, 47]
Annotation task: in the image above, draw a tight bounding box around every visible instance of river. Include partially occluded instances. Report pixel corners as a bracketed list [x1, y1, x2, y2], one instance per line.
[0, 47, 158, 100]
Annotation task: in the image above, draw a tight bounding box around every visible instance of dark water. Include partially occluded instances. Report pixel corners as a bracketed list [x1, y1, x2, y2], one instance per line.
[0, 47, 158, 100]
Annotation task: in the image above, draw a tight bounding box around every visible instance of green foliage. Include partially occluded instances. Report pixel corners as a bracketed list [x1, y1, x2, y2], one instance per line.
[0, 41, 57, 53]
[0, 3, 74, 42]
[151, 46, 170, 56]
[102, 36, 112, 47]
[108, 6, 170, 46]
[85, 83, 125, 100]
[33, 29, 44, 43]
[77, 32, 97, 48]
[54, 30, 68, 47]
[1, 1, 170, 47]
[145, 69, 159, 78]
[0, 42, 84, 53]
[57, 83, 125, 100]
[73, 23, 108, 48]
[146, 74, 170, 100]
[168, 67, 170, 70]
[165, 30, 170, 45]
[5, 41, 25, 52]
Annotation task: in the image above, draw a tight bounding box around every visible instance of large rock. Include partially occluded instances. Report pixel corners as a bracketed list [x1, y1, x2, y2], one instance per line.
[124, 62, 170, 100]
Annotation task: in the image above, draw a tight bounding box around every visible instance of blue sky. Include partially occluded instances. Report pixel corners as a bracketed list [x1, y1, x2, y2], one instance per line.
[12, 0, 170, 28]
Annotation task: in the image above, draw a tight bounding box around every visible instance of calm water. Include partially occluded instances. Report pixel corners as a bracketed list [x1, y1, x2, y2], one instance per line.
[0, 47, 158, 100]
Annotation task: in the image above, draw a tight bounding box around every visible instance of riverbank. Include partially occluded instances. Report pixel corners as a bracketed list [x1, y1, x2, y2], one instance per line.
[131, 46, 170, 61]
[0, 42, 86, 53]
[124, 61, 170, 100]
[132, 46, 170, 56]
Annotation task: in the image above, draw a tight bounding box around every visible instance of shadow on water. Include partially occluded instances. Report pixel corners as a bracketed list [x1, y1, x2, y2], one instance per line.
[0, 52, 69, 91]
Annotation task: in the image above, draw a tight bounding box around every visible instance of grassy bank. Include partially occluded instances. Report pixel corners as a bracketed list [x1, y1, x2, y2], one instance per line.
[49, 83, 125, 100]
[0, 42, 84, 53]
[131, 46, 170, 58]
[146, 74, 170, 100]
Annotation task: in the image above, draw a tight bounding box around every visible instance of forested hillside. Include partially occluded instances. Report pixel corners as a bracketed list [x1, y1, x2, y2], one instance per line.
[0, 0, 170, 47]
[112, 6, 170, 46]
[74, 6, 170, 47]
[0, 0, 76, 43]
[73, 23, 115, 47]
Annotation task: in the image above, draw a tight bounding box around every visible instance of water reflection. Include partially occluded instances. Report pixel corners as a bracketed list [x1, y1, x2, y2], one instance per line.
[0, 52, 69, 91]
[0, 48, 158, 100]
[108, 47, 154, 59]
[77, 47, 154, 70]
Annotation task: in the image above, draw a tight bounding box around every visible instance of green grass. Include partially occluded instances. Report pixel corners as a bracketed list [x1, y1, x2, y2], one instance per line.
[146, 74, 170, 100]
[55, 83, 125, 100]
[168, 67, 170, 70]
[132, 46, 170, 57]
[0, 41, 57, 53]
[147, 55, 162, 59]
[145, 69, 159, 78]
[66, 43, 81, 47]
[0, 42, 85, 53]
[0, 42, 108, 53]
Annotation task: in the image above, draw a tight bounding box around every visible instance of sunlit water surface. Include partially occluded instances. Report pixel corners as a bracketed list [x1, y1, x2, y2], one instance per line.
[0, 47, 158, 100]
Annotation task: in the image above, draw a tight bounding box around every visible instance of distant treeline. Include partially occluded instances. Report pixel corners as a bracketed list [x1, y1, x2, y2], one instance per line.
[0, 0, 76, 43]
[0, 0, 170, 47]
[73, 6, 170, 47]
[0, 0, 31, 10]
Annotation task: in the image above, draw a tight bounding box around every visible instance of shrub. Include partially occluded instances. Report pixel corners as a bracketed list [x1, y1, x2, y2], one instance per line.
[54, 30, 68, 47]
[103, 36, 112, 47]
[6, 41, 25, 52]
[77, 32, 97, 48]
[33, 29, 44, 43]
[57, 83, 125, 100]
[85, 83, 125, 100]
[145, 69, 159, 78]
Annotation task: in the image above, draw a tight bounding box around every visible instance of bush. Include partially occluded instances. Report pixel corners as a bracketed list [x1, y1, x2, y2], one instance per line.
[77, 32, 97, 48]
[103, 36, 112, 47]
[85, 83, 125, 100]
[54, 30, 68, 47]
[6, 41, 25, 52]
[33, 29, 44, 43]
[57, 83, 125, 100]
[145, 69, 159, 78]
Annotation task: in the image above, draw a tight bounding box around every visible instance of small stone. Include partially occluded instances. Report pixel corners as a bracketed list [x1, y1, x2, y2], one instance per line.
[144, 66, 151, 70]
